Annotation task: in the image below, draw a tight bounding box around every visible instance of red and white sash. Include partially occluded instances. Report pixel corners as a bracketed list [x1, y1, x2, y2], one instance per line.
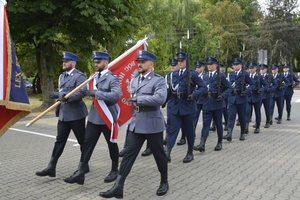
[89, 73, 120, 143]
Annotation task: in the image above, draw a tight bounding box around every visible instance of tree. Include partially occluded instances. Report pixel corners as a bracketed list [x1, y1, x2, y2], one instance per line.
[7, 0, 146, 108]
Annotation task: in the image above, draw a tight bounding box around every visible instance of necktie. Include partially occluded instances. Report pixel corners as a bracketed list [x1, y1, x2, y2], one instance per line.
[250, 74, 253, 79]
[209, 72, 212, 80]
[98, 73, 101, 79]
[65, 73, 69, 79]
[180, 70, 183, 76]
[141, 76, 145, 82]
[236, 71, 238, 76]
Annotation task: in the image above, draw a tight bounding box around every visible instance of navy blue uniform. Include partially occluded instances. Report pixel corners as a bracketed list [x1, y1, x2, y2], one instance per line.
[270, 73, 290, 119]
[201, 72, 232, 139]
[166, 69, 207, 148]
[261, 73, 276, 126]
[227, 70, 254, 130]
[283, 72, 299, 115]
[246, 73, 269, 126]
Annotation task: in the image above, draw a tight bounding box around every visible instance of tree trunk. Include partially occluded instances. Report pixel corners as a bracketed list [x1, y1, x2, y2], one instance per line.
[38, 43, 54, 108]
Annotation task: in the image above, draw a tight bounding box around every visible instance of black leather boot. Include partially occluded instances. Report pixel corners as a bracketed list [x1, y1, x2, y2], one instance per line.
[240, 129, 245, 140]
[236, 119, 240, 126]
[287, 113, 291, 121]
[215, 137, 222, 151]
[193, 137, 206, 152]
[104, 161, 119, 183]
[35, 157, 58, 177]
[141, 147, 152, 156]
[254, 123, 260, 134]
[264, 119, 270, 128]
[224, 120, 228, 131]
[163, 132, 168, 146]
[277, 115, 282, 124]
[63, 162, 88, 185]
[99, 175, 125, 199]
[165, 146, 172, 163]
[183, 147, 194, 163]
[269, 115, 273, 125]
[156, 173, 168, 196]
[177, 132, 186, 145]
[209, 121, 216, 131]
[119, 142, 127, 157]
[245, 123, 249, 134]
[223, 128, 232, 141]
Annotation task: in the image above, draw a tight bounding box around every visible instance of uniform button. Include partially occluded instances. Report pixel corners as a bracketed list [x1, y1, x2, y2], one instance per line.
[179, 81, 181, 83]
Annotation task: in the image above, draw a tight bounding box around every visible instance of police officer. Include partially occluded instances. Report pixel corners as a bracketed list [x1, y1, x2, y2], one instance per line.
[260, 64, 276, 128]
[36, 52, 88, 178]
[270, 64, 290, 124]
[247, 62, 269, 133]
[64, 51, 120, 185]
[164, 58, 180, 144]
[194, 57, 232, 152]
[193, 61, 208, 133]
[223, 58, 254, 141]
[165, 52, 207, 163]
[100, 50, 168, 198]
[282, 63, 299, 120]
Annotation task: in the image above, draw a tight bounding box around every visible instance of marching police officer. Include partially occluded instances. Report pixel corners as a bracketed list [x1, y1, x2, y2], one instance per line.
[270, 64, 290, 124]
[260, 64, 276, 128]
[100, 50, 169, 198]
[36, 52, 88, 178]
[246, 62, 269, 133]
[282, 63, 299, 120]
[64, 51, 120, 185]
[194, 57, 232, 152]
[193, 61, 208, 132]
[164, 58, 180, 144]
[223, 58, 254, 141]
[165, 52, 207, 163]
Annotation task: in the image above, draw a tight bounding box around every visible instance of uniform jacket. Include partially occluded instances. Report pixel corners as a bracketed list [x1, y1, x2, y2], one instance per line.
[283, 72, 299, 95]
[228, 70, 254, 104]
[58, 69, 88, 122]
[129, 71, 167, 134]
[165, 72, 174, 106]
[167, 69, 207, 115]
[261, 73, 277, 99]
[272, 73, 290, 98]
[88, 70, 121, 125]
[203, 71, 232, 111]
[196, 71, 208, 105]
[247, 73, 269, 103]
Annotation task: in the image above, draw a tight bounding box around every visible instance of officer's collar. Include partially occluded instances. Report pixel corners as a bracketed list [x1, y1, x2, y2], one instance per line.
[99, 68, 109, 76]
[66, 68, 76, 75]
[140, 70, 151, 79]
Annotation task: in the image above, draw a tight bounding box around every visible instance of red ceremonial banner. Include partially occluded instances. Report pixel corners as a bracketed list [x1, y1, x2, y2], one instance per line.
[108, 40, 147, 129]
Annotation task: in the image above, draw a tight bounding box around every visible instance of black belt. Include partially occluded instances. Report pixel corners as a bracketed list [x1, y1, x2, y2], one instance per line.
[231, 89, 242, 94]
[203, 92, 218, 98]
[171, 92, 188, 99]
[105, 102, 115, 106]
[135, 106, 160, 112]
[252, 89, 259, 93]
[64, 100, 81, 104]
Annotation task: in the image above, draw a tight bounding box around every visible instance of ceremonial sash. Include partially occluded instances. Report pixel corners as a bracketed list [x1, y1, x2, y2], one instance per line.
[89, 73, 120, 143]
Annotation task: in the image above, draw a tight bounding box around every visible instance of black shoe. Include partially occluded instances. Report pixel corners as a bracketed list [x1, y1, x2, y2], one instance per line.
[277, 116, 282, 124]
[224, 121, 228, 131]
[252, 124, 256, 128]
[209, 121, 216, 131]
[119, 142, 127, 157]
[287, 113, 291, 121]
[215, 137, 222, 151]
[141, 147, 152, 156]
[183, 147, 194, 163]
[35, 157, 58, 177]
[240, 129, 245, 141]
[99, 175, 125, 199]
[223, 128, 232, 141]
[104, 161, 118, 183]
[275, 116, 279, 120]
[165, 146, 172, 163]
[156, 173, 168, 196]
[177, 138, 186, 145]
[194, 137, 206, 152]
[269, 115, 273, 125]
[254, 123, 260, 134]
[245, 123, 249, 134]
[64, 162, 89, 185]
[264, 118, 270, 128]
[236, 120, 240, 126]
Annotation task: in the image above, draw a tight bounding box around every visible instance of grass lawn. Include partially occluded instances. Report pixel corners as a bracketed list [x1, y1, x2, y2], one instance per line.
[27, 89, 93, 117]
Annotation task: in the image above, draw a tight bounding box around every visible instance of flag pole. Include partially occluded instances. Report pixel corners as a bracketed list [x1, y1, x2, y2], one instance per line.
[25, 73, 98, 127]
